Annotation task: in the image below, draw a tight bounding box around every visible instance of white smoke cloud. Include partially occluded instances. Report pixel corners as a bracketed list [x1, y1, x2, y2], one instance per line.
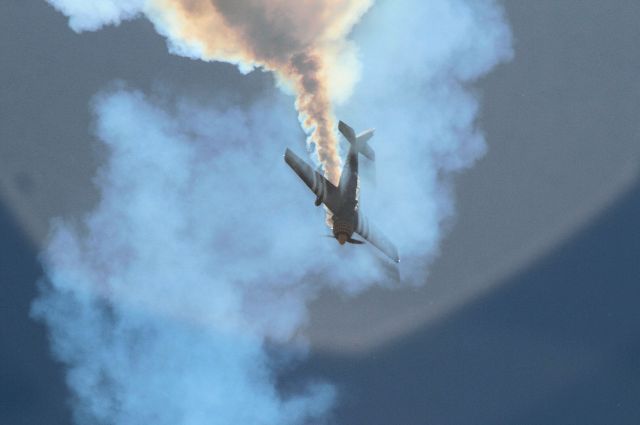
[338, 0, 513, 267]
[33, 89, 340, 424]
[47, 0, 375, 184]
[35, 0, 512, 423]
[46, 0, 145, 32]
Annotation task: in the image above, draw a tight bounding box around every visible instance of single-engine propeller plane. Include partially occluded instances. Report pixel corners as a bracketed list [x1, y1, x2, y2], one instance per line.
[284, 121, 400, 263]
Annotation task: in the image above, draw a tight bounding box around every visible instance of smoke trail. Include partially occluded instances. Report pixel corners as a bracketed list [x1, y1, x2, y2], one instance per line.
[36, 0, 512, 423]
[47, 0, 372, 184]
[147, 0, 373, 184]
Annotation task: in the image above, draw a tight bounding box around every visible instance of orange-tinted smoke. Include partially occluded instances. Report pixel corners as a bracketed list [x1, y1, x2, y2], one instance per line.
[147, 0, 373, 185]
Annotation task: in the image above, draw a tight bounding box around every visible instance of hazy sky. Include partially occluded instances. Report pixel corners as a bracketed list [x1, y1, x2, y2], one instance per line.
[1, 1, 640, 424]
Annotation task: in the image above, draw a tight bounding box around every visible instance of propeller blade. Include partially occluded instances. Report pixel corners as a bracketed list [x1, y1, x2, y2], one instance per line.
[347, 238, 365, 245]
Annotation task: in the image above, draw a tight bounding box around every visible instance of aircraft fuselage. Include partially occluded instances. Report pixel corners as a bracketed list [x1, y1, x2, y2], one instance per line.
[331, 144, 360, 244]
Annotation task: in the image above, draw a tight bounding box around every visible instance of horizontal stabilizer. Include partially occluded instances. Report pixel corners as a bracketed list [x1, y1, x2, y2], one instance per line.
[338, 120, 375, 161]
[338, 121, 357, 143]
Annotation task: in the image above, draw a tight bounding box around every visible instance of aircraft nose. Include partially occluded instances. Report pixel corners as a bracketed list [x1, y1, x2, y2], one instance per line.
[338, 233, 347, 245]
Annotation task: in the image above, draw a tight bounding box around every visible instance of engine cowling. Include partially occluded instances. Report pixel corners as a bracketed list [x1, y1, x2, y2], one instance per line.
[332, 217, 354, 245]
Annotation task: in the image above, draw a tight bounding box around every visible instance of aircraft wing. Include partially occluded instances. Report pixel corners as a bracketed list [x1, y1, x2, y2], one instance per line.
[284, 148, 342, 214]
[356, 211, 400, 263]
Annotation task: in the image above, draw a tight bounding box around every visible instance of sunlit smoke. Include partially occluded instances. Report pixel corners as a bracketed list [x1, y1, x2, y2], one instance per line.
[63, 0, 373, 184]
[36, 0, 513, 424]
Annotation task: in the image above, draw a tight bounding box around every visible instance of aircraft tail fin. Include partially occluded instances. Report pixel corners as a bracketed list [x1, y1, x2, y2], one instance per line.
[338, 120, 376, 161]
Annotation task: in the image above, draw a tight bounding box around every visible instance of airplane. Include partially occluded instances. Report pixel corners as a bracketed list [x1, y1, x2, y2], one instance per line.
[284, 121, 400, 263]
